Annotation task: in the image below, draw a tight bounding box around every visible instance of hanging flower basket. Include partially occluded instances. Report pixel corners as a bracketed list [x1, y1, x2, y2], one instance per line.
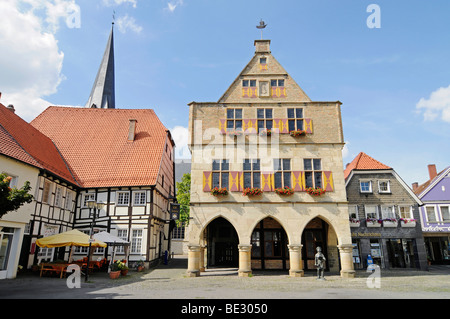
[242, 187, 263, 197]
[274, 186, 294, 196]
[211, 187, 228, 196]
[289, 130, 306, 137]
[305, 187, 326, 196]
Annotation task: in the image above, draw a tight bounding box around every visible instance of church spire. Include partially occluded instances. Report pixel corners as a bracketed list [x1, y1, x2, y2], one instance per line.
[85, 25, 115, 109]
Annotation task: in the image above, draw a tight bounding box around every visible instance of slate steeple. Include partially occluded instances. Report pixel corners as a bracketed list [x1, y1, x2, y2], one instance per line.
[85, 25, 115, 109]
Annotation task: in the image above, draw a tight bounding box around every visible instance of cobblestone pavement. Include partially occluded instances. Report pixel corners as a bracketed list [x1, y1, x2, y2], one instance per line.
[0, 256, 449, 300]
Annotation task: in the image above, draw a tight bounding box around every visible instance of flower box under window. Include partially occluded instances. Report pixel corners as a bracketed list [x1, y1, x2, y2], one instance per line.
[366, 218, 382, 227]
[274, 186, 294, 196]
[226, 130, 243, 137]
[382, 219, 398, 227]
[242, 187, 263, 197]
[289, 129, 306, 137]
[259, 129, 272, 136]
[211, 187, 228, 197]
[349, 218, 360, 228]
[400, 218, 417, 228]
[306, 187, 326, 197]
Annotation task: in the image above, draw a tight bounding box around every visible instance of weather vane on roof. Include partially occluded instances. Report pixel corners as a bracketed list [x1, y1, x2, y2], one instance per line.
[256, 19, 267, 40]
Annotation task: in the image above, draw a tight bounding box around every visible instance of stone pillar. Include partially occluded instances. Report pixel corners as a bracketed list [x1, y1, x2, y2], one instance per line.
[238, 244, 252, 277]
[199, 245, 206, 272]
[187, 245, 201, 277]
[288, 244, 304, 277]
[338, 244, 356, 278]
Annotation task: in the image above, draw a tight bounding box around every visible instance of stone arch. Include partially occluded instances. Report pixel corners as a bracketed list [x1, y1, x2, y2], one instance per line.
[300, 215, 340, 272]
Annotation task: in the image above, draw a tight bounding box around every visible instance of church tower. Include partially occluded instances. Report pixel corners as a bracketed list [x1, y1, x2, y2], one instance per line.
[85, 25, 115, 109]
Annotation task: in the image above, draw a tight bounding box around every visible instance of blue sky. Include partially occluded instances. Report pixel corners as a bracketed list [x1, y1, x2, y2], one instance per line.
[1, 0, 450, 187]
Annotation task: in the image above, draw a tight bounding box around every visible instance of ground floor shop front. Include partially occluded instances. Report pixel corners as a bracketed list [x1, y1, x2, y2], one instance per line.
[424, 234, 450, 265]
[351, 233, 428, 270]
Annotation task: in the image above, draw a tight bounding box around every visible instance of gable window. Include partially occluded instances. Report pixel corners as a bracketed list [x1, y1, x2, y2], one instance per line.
[226, 108, 243, 131]
[242, 80, 257, 88]
[426, 206, 437, 223]
[212, 159, 229, 190]
[287, 108, 304, 132]
[243, 159, 261, 189]
[360, 180, 372, 193]
[273, 159, 291, 189]
[117, 191, 130, 206]
[257, 108, 273, 132]
[378, 180, 391, 193]
[304, 159, 322, 189]
[133, 191, 146, 206]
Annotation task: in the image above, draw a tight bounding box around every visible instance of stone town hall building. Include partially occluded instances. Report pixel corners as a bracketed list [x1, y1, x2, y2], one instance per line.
[187, 39, 355, 278]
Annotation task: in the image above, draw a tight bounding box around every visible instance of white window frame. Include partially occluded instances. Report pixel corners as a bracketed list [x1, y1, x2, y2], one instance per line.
[131, 229, 143, 253]
[2, 172, 18, 188]
[54, 186, 63, 207]
[365, 205, 379, 220]
[378, 180, 391, 193]
[380, 205, 396, 220]
[439, 205, 450, 223]
[83, 193, 96, 207]
[42, 180, 52, 204]
[360, 180, 372, 193]
[348, 205, 359, 220]
[426, 205, 438, 223]
[65, 191, 73, 210]
[133, 191, 146, 206]
[117, 191, 130, 206]
[398, 205, 413, 219]
[116, 229, 128, 254]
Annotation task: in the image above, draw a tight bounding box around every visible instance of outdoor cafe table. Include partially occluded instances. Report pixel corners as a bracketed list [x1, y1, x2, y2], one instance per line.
[40, 263, 69, 278]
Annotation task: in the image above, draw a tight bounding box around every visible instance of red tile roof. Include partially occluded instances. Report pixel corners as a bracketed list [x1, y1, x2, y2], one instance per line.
[344, 152, 391, 179]
[31, 107, 169, 188]
[413, 167, 450, 195]
[0, 103, 78, 185]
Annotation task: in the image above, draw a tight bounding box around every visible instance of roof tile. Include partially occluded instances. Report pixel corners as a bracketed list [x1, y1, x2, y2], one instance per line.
[344, 152, 391, 179]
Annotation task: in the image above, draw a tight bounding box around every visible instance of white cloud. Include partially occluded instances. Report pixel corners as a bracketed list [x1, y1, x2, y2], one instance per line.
[171, 126, 191, 159]
[102, 0, 137, 8]
[166, 0, 184, 12]
[0, 0, 75, 121]
[342, 141, 350, 159]
[115, 14, 143, 34]
[416, 85, 450, 123]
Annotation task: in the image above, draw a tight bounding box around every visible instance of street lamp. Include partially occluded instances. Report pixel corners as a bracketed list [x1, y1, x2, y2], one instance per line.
[85, 200, 105, 282]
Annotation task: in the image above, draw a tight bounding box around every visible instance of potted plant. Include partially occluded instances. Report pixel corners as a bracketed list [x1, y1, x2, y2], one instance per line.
[136, 260, 145, 272]
[118, 260, 129, 276]
[289, 129, 306, 137]
[305, 187, 326, 196]
[210, 187, 228, 197]
[242, 187, 263, 197]
[274, 186, 294, 196]
[109, 260, 121, 279]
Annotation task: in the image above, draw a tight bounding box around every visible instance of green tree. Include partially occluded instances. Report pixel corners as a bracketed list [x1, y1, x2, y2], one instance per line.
[176, 173, 191, 226]
[0, 173, 33, 219]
